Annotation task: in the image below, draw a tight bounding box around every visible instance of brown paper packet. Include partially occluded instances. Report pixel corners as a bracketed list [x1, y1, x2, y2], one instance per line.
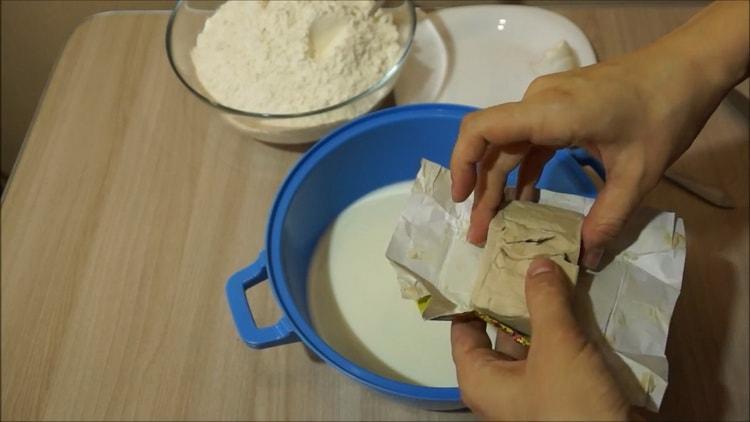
[470, 201, 583, 335]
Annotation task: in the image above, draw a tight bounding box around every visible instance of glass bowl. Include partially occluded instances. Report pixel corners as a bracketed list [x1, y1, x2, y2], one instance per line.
[166, 0, 416, 144]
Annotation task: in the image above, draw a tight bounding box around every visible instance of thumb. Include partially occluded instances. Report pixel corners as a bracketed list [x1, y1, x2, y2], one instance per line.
[525, 258, 585, 354]
[581, 171, 643, 269]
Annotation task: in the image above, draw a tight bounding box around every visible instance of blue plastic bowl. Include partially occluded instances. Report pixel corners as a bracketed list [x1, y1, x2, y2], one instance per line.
[226, 104, 603, 409]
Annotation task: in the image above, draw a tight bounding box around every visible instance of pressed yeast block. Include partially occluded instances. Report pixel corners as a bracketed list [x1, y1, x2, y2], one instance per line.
[470, 201, 584, 334]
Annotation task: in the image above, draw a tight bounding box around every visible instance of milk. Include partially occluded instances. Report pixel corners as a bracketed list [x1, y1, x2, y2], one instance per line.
[307, 182, 458, 387]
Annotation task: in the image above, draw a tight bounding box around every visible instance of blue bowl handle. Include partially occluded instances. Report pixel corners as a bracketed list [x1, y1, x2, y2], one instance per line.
[226, 250, 298, 349]
[569, 148, 606, 181]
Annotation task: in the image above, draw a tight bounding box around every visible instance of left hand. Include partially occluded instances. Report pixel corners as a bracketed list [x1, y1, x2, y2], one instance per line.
[451, 258, 631, 421]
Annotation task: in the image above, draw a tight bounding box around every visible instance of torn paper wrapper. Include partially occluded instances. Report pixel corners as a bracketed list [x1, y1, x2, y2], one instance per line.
[386, 160, 686, 411]
[471, 201, 583, 335]
[385, 159, 481, 319]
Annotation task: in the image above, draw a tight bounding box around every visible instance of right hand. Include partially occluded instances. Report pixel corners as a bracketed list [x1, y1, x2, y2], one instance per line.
[450, 2, 749, 268]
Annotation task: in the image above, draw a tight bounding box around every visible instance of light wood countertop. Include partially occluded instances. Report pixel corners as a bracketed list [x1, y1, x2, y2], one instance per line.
[2, 3, 747, 420]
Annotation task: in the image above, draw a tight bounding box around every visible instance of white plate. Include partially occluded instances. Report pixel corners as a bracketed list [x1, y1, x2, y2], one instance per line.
[394, 5, 597, 107]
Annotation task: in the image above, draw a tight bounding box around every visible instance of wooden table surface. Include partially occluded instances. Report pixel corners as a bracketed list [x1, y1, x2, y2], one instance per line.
[2, 3, 748, 421]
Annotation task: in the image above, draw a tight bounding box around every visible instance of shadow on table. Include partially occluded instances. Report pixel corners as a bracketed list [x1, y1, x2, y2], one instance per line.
[656, 254, 737, 420]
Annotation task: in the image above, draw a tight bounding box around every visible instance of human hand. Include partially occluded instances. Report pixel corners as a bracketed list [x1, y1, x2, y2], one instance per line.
[450, 2, 749, 268]
[451, 258, 631, 421]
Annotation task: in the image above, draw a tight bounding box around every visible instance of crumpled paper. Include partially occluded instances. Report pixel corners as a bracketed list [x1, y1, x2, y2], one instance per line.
[386, 160, 686, 410]
[472, 201, 584, 335]
[385, 159, 481, 319]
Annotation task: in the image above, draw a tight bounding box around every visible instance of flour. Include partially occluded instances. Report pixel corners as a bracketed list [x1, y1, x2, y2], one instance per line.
[191, 0, 401, 116]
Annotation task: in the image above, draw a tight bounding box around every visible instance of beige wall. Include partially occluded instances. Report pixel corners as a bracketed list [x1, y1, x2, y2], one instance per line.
[1, 0, 175, 178]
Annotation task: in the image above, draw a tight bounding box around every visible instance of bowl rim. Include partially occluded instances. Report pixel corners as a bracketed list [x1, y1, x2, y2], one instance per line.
[165, 0, 417, 119]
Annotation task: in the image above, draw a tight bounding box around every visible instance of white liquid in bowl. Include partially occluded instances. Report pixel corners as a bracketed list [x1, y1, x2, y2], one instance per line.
[307, 182, 458, 387]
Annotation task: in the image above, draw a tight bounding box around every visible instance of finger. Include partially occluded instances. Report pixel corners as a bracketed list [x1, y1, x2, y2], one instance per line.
[468, 145, 527, 245]
[468, 146, 504, 245]
[580, 167, 645, 269]
[516, 147, 555, 201]
[451, 318, 520, 413]
[524, 258, 585, 356]
[450, 103, 536, 202]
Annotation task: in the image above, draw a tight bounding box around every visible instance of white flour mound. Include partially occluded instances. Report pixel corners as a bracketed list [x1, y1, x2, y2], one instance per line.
[191, 0, 401, 115]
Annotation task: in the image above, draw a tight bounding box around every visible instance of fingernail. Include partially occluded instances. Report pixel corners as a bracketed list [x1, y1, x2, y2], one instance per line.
[465, 229, 486, 247]
[465, 232, 480, 246]
[527, 258, 555, 278]
[466, 224, 477, 243]
[583, 248, 604, 270]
